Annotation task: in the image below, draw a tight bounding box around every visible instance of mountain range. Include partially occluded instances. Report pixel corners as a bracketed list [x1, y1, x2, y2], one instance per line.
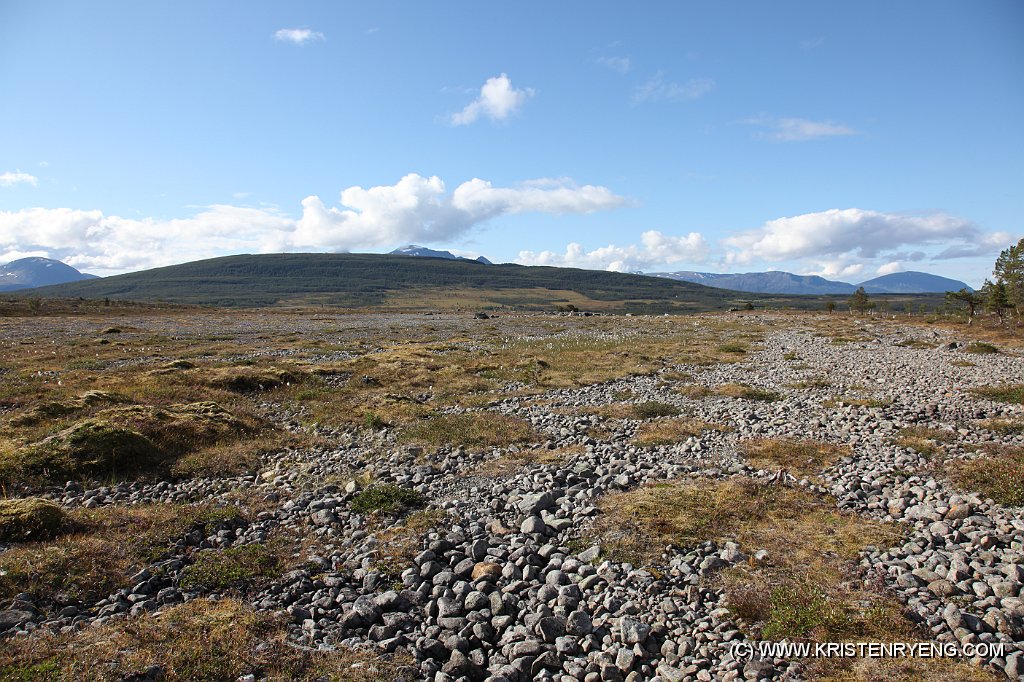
[0, 257, 96, 292]
[645, 269, 971, 295]
[389, 245, 492, 265]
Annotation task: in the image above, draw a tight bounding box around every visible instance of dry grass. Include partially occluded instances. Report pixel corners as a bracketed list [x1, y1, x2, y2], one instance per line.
[633, 418, 728, 446]
[741, 438, 850, 478]
[893, 426, 958, 459]
[715, 383, 782, 402]
[400, 412, 535, 449]
[0, 401, 265, 488]
[0, 504, 244, 606]
[371, 509, 448, 578]
[971, 384, 1024, 405]
[466, 445, 581, 477]
[588, 478, 907, 644]
[978, 418, 1024, 435]
[944, 445, 1024, 507]
[0, 598, 413, 681]
[823, 396, 891, 409]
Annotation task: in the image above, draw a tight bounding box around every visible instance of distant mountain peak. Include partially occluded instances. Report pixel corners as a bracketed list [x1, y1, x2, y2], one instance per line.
[643, 268, 971, 295]
[388, 245, 491, 264]
[0, 256, 97, 291]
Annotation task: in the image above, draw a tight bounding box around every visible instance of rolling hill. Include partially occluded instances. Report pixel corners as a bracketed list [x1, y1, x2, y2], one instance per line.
[858, 271, 972, 294]
[26, 252, 797, 312]
[647, 269, 971, 295]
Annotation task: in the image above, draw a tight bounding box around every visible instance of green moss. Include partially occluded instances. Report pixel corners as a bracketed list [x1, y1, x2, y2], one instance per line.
[179, 544, 279, 591]
[7, 420, 158, 483]
[351, 484, 426, 516]
[0, 498, 69, 542]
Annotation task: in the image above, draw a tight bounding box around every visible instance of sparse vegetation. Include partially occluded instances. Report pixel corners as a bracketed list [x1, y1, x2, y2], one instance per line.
[180, 543, 281, 591]
[630, 400, 682, 419]
[400, 412, 534, 448]
[0, 599, 411, 681]
[351, 484, 426, 516]
[0, 498, 69, 542]
[964, 341, 999, 354]
[972, 383, 1024, 404]
[944, 446, 1024, 506]
[633, 418, 727, 446]
[741, 438, 849, 478]
[715, 383, 781, 402]
[893, 426, 958, 458]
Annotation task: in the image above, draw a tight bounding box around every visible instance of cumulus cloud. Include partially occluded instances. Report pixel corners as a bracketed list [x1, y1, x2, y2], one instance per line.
[517, 230, 708, 273]
[294, 174, 624, 249]
[0, 175, 625, 274]
[597, 56, 631, 74]
[451, 74, 534, 125]
[722, 208, 1000, 266]
[876, 261, 905, 276]
[273, 28, 324, 45]
[633, 72, 713, 104]
[746, 116, 856, 141]
[0, 171, 39, 187]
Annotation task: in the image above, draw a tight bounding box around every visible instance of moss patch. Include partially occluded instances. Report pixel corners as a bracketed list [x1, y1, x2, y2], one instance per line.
[0, 498, 69, 542]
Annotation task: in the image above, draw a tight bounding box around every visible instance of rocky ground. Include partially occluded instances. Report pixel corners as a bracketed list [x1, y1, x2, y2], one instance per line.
[1, 312, 1023, 681]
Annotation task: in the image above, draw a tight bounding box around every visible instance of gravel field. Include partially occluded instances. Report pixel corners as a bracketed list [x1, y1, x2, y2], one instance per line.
[2, 312, 1022, 681]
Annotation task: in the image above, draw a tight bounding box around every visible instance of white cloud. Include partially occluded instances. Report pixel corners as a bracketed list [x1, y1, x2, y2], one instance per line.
[800, 36, 825, 49]
[598, 56, 631, 74]
[723, 208, 1001, 266]
[0, 171, 39, 187]
[451, 74, 534, 125]
[746, 116, 856, 141]
[876, 261, 904, 276]
[517, 230, 708, 273]
[0, 175, 624, 274]
[633, 72, 713, 104]
[294, 174, 624, 250]
[800, 260, 865, 280]
[273, 28, 324, 45]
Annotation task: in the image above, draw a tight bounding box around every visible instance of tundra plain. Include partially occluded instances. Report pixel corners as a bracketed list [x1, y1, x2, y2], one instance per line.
[0, 307, 1022, 682]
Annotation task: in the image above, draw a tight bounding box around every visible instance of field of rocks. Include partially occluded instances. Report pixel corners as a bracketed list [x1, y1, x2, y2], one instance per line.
[0, 308, 1022, 681]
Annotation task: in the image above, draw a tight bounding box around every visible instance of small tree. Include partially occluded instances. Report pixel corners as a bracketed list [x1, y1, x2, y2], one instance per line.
[993, 237, 1023, 320]
[825, 301, 836, 314]
[983, 279, 1011, 325]
[848, 287, 873, 314]
[945, 288, 982, 326]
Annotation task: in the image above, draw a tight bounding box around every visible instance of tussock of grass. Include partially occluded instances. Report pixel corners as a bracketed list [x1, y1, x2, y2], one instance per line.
[351, 484, 426, 516]
[978, 418, 1024, 436]
[972, 384, 1024, 405]
[1, 401, 262, 487]
[964, 341, 999, 354]
[180, 543, 281, 591]
[0, 504, 244, 605]
[0, 498, 69, 542]
[945, 446, 1024, 507]
[467, 446, 580, 477]
[823, 396, 890, 409]
[588, 478, 906, 644]
[0, 598, 412, 681]
[715, 383, 781, 402]
[893, 426, 957, 458]
[716, 343, 747, 354]
[787, 376, 832, 389]
[741, 438, 850, 478]
[204, 366, 302, 392]
[633, 418, 727, 446]
[401, 412, 534, 448]
[630, 400, 681, 419]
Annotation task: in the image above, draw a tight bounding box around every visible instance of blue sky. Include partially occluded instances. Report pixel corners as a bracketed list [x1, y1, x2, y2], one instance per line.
[1, 1, 1021, 286]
